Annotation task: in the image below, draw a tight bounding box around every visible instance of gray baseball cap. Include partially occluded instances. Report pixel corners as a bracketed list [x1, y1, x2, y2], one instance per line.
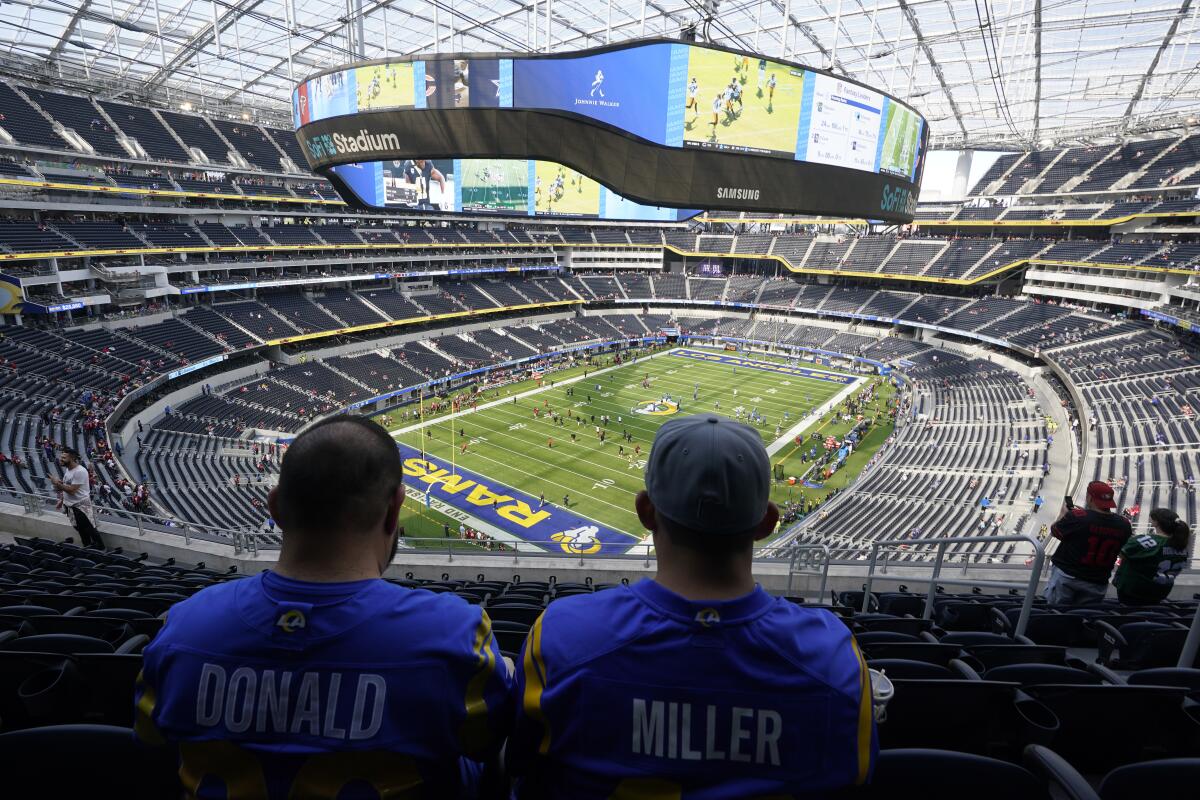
[645, 414, 771, 535]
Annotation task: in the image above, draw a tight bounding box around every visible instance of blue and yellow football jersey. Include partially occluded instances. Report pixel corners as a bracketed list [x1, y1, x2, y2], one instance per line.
[134, 572, 512, 799]
[508, 580, 875, 799]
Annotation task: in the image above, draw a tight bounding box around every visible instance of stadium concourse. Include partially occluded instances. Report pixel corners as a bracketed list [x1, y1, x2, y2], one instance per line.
[2, 0, 1200, 794]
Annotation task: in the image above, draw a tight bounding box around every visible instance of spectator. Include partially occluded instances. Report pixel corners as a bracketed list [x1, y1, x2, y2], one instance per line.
[134, 417, 512, 796]
[1113, 507, 1190, 605]
[507, 415, 875, 797]
[1045, 481, 1132, 605]
[50, 448, 103, 549]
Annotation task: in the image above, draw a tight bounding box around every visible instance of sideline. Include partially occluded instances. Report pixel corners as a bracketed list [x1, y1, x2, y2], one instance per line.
[767, 377, 866, 458]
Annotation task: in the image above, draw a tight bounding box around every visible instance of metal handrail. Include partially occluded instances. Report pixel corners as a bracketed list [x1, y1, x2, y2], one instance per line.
[861, 533, 1046, 637]
[784, 543, 831, 599]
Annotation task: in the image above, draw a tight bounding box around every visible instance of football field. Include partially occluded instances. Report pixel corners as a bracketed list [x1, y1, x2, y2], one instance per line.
[391, 348, 889, 551]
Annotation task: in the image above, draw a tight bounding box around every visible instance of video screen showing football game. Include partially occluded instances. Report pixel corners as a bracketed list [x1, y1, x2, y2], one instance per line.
[459, 159, 529, 213]
[679, 48, 805, 158]
[878, 101, 924, 179]
[381, 159, 455, 211]
[533, 161, 601, 216]
[354, 63, 415, 111]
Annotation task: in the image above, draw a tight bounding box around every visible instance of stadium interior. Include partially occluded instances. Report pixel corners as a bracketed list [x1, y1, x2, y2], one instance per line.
[0, 0, 1199, 796]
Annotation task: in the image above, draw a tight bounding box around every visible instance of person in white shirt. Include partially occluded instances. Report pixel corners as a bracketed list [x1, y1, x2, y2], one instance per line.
[50, 448, 103, 548]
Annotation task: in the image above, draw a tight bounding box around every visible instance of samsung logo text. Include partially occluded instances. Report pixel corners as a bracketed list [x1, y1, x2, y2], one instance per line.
[716, 187, 761, 200]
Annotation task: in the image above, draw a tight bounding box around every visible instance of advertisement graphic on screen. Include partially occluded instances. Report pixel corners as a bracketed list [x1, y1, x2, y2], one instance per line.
[513, 45, 674, 145]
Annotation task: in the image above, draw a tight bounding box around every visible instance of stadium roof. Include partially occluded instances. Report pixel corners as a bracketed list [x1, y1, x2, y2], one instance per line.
[1, 0, 1197, 149]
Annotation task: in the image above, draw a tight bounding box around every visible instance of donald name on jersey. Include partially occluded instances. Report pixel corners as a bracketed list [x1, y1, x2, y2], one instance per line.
[195, 663, 388, 741]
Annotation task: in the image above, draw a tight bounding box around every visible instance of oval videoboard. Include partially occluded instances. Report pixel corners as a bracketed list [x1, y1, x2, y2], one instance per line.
[294, 39, 928, 223]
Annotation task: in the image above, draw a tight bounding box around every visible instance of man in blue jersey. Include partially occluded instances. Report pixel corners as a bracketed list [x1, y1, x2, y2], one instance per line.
[508, 414, 876, 799]
[134, 416, 512, 798]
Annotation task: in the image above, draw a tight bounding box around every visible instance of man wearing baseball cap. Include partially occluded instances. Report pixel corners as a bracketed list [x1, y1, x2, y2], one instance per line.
[1045, 480, 1132, 605]
[507, 415, 875, 798]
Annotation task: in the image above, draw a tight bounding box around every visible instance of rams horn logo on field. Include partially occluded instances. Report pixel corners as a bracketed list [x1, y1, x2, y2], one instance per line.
[275, 609, 307, 634]
[632, 399, 679, 417]
[551, 526, 602, 555]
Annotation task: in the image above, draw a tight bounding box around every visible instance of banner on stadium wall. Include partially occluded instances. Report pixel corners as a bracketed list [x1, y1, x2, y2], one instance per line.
[0, 274, 23, 314]
[397, 444, 641, 555]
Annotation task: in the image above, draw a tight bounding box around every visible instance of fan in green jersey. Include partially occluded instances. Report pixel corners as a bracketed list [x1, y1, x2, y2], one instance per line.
[1113, 507, 1191, 605]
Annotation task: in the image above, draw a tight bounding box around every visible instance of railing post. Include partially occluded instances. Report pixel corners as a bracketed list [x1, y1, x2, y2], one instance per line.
[923, 542, 948, 620]
[817, 546, 829, 600]
[785, 549, 797, 596]
[136, 515, 144, 537]
[861, 545, 880, 612]
[1015, 540, 1044, 638]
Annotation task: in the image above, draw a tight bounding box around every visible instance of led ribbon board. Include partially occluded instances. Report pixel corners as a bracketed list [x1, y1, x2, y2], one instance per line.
[294, 39, 927, 223]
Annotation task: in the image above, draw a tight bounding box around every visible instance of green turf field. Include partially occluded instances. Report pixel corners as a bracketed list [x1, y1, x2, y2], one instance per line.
[391, 348, 895, 545]
[681, 48, 804, 155]
[460, 159, 529, 212]
[879, 102, 921, 177]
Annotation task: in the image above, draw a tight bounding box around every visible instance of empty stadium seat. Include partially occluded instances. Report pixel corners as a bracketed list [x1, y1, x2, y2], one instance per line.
[1097, 621, 1194, 669]
[1019, 685, 1200, 771]
[861, 748, 1080, 800]
[0, 724, 178, 798]
[1126, 667, 1200, 693]
[1096, 757, 1200, 799]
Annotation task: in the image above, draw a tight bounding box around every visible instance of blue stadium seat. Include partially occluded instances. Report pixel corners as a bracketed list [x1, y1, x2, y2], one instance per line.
[878, 679, 1042, 754]
[1126, 667, 1200, 694]
[1097, 757, 1200, 799]
[1097, 621, 1193, 669]
[1019, 685, 1200, 771]
[859, 642, 963, 666]
[983, 663, 1107, 687]
[867, 658, 973, 680]
[862, 748, 1082, 800]
[2, 633, 116, 654]
[0, 724, 178, 798]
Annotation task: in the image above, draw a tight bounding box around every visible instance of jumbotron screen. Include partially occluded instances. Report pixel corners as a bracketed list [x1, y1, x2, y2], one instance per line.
[330, 158, 697, 221]
[295, 46, 923, 181]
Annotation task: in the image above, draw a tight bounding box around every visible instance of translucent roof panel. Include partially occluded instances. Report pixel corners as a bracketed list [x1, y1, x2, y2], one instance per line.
[1, 0, 1197, 146]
